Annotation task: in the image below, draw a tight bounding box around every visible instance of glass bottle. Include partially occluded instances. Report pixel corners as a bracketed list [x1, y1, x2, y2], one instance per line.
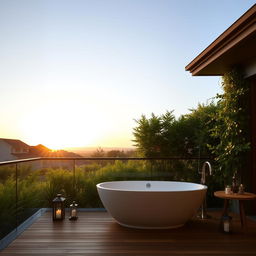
[231, 172, 238, 193]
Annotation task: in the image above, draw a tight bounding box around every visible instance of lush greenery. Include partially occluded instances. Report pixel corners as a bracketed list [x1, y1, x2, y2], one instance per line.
[133, 104, 217, 158]
[209, 69, 250, 182]
[91, 148, 135, 157]
[133, 68, 250, 186]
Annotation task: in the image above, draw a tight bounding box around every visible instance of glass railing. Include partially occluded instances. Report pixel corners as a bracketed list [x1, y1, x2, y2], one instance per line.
[0, 157, 220, 241]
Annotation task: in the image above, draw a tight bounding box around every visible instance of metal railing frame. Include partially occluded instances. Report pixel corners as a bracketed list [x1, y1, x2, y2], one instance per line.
[0, 156, 210, 166]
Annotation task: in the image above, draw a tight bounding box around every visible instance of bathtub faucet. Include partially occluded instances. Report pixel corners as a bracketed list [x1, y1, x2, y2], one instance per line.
[201, 161, 212, 185]
[198, 161, 212, 219]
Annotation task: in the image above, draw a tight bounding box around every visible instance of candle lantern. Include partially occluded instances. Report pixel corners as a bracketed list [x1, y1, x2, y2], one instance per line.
[69, 201, 78, 221]
[52, 194, 66, 221]
[221, 215, 232, 233]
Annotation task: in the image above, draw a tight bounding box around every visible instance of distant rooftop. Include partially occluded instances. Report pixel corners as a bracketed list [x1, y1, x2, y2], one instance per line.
[0, 138, 30, 149]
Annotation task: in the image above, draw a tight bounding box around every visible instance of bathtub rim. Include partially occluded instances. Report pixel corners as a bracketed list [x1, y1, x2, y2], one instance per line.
[96, 180, 207, 192]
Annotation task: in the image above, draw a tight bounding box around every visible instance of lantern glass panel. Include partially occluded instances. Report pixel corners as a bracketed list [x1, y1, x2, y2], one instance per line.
[52, 194, 66, 221]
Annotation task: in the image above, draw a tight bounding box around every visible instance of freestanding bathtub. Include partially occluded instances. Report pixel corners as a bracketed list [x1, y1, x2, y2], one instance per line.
[97, 181, 207, 229]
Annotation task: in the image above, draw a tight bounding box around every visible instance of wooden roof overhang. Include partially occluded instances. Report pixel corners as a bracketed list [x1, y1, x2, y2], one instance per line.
[185, 4, 256, 77]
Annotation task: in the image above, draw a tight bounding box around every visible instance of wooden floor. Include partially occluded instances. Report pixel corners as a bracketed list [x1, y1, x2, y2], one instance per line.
[1, 211, 256, 255]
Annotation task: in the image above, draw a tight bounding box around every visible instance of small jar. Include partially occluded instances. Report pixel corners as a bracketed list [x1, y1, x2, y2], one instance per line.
[225, 185, 232, 194]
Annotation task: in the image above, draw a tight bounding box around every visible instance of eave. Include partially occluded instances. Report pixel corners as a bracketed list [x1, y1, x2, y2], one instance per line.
[185, 4, 256, 76]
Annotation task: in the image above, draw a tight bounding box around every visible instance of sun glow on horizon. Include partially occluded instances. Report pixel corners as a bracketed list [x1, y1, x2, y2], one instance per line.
[18, 99, 133, 150]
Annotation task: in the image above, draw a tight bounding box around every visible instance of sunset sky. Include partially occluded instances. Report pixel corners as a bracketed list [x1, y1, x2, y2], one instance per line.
[0, 0, 255, 149]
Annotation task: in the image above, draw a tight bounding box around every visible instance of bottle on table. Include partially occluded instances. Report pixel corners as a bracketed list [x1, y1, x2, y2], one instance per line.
[231, 171, 239, 193]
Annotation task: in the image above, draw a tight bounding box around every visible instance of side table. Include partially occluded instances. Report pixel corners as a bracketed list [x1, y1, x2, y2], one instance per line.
[214, 191, 256, 231]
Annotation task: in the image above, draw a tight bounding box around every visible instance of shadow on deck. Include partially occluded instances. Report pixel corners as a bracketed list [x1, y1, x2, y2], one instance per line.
[1, 211, 256, 255]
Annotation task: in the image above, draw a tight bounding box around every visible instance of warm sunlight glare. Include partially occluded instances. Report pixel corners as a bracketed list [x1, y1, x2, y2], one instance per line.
[19, 102, 113, 149]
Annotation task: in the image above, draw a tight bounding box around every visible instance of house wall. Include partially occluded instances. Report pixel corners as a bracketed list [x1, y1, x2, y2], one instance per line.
[11, 147, 29, 154]
[250, 76, 256, 213]
[0, 140, 17, 162]
[245, 60, 256, 78]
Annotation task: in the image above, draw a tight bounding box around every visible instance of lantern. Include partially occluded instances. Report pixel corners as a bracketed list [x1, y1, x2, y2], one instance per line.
[221, 215, 232, 233]
[69, 201, 78, 220]
[52, 194, 66, 221]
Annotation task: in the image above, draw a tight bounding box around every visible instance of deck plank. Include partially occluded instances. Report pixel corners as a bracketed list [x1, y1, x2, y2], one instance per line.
[1, 211, 256, 255]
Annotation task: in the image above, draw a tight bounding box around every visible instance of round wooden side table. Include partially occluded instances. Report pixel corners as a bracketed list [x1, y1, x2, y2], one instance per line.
[214, 191, 256, 231]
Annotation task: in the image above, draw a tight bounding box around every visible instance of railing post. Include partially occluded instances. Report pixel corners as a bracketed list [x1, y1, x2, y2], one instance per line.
[15, 163, 18, 231]
[197, 146, 201, 174]
[150, 159, 153, 180]
[73, 159, 76, 199]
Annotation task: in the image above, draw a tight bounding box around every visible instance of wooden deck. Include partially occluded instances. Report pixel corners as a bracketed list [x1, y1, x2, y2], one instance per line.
[1, 211, 256, 255]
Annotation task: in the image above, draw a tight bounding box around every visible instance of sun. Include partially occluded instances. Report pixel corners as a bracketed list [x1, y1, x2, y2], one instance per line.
[19, 104, 107, 149]
[18, 95, 132, 149]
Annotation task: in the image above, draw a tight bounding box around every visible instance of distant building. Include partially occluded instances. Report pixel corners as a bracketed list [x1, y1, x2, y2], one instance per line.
[0, 138, 30, 161]
[0, 138, 81, 165]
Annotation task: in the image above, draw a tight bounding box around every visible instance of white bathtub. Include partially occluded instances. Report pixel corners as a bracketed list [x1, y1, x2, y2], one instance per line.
[97, 181, 207, 229]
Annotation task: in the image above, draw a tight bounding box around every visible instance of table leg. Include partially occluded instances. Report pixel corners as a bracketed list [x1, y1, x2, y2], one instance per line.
[219, 199, 229, 231]
[239, 200, 247, 231]
[222, 199, 229, 216]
